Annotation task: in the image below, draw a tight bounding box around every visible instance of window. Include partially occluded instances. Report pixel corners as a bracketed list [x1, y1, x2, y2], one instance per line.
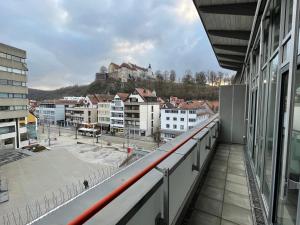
[173, 117, 177, 121]
[263, 54, 279, 205]
[165, 110, 170, 113]
[0, 126, 15, 135]
[180, 110, 186, 114]
[0, 79, 8, 85]
[284, 0, 293, 36]
[262, 9, 270, 64]
[271, 0, 281, 52]
[180, 118, 184, 121]
[166, 117, 170, 120]
[173, 125, 177, 129]
[189, 110, 196, 114]
[189, 118, 196, 122]
[166, 124, 170, 128]
[0, 93, 8, 98]
[180, 125, 184, 130]
[151, 106, 154, 112]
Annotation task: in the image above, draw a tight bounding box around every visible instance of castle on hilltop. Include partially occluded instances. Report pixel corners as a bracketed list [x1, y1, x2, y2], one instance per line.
[95, 62, 154, 82]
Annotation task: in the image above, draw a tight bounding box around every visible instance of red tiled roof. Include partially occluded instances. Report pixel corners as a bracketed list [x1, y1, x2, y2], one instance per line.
[87, 95, 99, 105]
[178, 101, 204, 110]
[116, 92, 129, 101]
[135, 88, 156, 98]
[95, 94, 114, 102]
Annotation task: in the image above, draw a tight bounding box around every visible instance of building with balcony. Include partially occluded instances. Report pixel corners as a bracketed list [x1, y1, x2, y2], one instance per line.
[160, 101, 214, 141]
[36, 99, 77, 125]
[19, 1, 300, 225]
[124, 88, 160, 137]
[110, 93, 129, 134]
[0, 43, 28, 150]
[98, 95, 114, 132]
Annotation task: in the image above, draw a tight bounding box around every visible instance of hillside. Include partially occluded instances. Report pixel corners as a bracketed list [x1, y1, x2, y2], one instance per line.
[28, 78, 219, 101]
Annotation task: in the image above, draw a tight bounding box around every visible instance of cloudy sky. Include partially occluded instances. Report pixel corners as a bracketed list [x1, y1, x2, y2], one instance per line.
[0, 0, 230, 90]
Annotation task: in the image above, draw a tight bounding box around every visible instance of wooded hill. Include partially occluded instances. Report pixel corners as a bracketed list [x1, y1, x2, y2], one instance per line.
[29, 78, 220, 101]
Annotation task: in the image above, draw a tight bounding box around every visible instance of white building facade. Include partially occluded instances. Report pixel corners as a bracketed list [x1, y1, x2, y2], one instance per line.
[124, 88, 160, 137]
[160, 101, 213, 141]
[110, 93, 127, 134]
[36, 103, 65, 125]
[98, 101, 111, 132]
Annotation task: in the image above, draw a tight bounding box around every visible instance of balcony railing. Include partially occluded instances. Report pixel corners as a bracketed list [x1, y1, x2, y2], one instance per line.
[31, 114, 219, 225]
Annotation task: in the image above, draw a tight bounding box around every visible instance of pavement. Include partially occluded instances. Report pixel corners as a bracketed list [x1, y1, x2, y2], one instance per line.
[37, 126, 157, 151]
[0, 125, 156, 224]
[0, 144, 120, 221]
[184, 144, 254, 225]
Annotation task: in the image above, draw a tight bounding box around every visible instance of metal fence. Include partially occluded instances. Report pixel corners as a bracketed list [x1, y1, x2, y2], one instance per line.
[2, 166, 118, 225]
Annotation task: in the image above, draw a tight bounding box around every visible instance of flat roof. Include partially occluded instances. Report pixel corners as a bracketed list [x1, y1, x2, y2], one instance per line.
[193, 0, 258, 72]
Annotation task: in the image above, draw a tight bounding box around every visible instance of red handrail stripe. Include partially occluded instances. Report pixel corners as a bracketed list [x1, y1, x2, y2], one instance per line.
[68, 119, 215, 225]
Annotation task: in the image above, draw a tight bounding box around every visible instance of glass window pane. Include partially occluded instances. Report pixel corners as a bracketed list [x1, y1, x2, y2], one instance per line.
[298, 24, 300, 55]
[263, 10, 270, 64]
[263, 54, 279, 204]
[272, 0, 281, 52]
[257, 68, 269, 180]
[283, 38, 292, 62]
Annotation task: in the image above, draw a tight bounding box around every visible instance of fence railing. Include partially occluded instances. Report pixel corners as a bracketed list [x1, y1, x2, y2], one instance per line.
[28, 115, 219, 225]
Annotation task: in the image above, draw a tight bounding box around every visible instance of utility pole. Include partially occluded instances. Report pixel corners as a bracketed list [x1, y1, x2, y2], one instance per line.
[48, 122, 50, 146]
[58, 123, 61, 136]
[75, 123, 78, 139]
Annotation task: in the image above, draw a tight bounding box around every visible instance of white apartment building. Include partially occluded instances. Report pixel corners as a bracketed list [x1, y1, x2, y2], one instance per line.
[160, 101, 213, 141]
[124, 88, 160, 137]
[98, 102, 111, 132]
[0, 43, 28, 149]
[110, 93, 128, 134]
[36, 102, 66, 125]
[65, 95, 109, 126]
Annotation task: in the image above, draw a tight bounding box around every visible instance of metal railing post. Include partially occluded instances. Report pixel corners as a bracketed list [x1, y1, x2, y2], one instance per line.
[192, 141, 201, 172]
[155, 168, 169, 225]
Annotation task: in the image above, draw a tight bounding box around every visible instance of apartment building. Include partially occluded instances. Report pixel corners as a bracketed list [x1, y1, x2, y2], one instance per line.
[65, 95, 102, 126]
[0, 43, 28, 149]
[36, 99, 77, 125]
[110, 93, 128, 134]
[160, 101, 213, 141]
[98, 95, 114, 132]
[124, 88, 160, 137]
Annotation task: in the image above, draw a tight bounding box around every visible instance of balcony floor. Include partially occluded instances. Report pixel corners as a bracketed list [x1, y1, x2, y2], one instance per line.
[184, 144, 254, 225]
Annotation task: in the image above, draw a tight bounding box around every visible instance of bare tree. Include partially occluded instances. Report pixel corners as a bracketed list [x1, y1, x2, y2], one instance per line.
[208, 71, 218, 86]
[182, 70, 194, 84]
[195, 71, 207, 86]
[217, 71, 224, 86]
[170, 70, 176, 82]
[155, 70, 164, 81]
[163, 70, 169, 81]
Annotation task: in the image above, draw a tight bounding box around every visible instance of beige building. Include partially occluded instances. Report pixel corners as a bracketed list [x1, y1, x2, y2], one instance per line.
[0, 43, 28, 149]
[65, 107, 98, 125]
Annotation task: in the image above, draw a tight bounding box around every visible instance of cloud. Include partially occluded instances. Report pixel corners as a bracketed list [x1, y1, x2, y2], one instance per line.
[0, 0, 230, 89]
